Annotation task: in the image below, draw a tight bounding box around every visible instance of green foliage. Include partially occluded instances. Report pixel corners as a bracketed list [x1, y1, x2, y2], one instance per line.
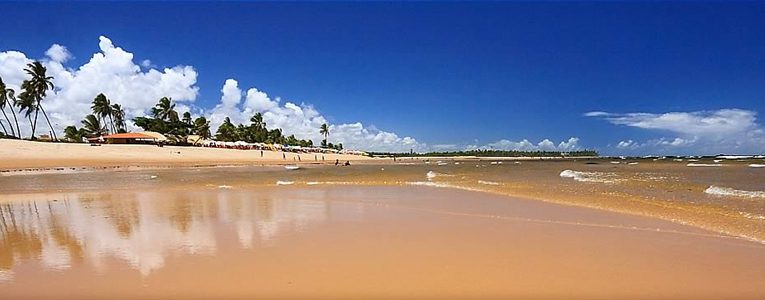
[19, 61, 56, 140]
[81, 114, 106, 137]
[132, 97, 192, 142]
[63, 125, 87, 142]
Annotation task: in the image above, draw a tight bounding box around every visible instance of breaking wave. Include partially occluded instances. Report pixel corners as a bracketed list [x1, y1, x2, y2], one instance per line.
[559, 170, 621, 183]
[687, 163, 722, 167]
[705, 186, 765, 199]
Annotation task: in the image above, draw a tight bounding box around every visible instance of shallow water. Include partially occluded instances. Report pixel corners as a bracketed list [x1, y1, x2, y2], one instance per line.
[1, 186, 764, 299]
[3, 157, 762, 242]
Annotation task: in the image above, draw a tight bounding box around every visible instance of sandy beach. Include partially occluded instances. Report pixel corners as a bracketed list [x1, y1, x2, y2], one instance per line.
[0, 139, 372, 171]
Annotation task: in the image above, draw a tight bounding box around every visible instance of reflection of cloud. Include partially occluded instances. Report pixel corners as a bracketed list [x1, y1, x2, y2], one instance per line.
[220, 192, 328, 249]
[1, 190, 332, 278]
[0, 269, 14, 282]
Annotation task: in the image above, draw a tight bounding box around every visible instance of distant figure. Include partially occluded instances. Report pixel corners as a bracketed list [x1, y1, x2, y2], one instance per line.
[322, 155, 325, 161]
[298, 156, 301, 161]
[260, 150, 263, 157]
[283, 153, 286, 160]
[344, 160, 350, 166]
[393, 157, 397, 162]
[335, 159, 339, 166]
[315, 155, 317, 161]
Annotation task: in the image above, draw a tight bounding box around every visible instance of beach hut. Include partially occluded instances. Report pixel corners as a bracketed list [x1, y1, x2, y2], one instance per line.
[101, 132, 161, 144]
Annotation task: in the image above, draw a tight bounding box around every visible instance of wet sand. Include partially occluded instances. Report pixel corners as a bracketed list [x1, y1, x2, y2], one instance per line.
[1, 186, 764, 299]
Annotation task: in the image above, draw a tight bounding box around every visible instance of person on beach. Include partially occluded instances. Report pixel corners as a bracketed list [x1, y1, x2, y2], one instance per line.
[260, 150, 263, 157]
[283, 153, 286, 160]
[344, 161, 350, 166]
[335, 159, 339, 166]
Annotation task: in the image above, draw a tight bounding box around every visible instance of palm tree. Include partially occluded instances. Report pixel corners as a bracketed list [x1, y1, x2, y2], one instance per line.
[81, 114, 106, 137]
[319, 123, 330, 147]
[193, 116, 211, 139]
[91, 94, 114, 134]
[20, 61, 56, 141]
[111, 103, 126, 133]
[151, 97, 178, 122]
[63, 125, 86, 142]
[0, 77, 17, 137]
[1, 83, 21, 138]
[16, 91, 37, 138]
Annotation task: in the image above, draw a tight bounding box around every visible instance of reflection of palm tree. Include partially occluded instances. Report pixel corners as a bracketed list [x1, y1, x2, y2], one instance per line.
[20, 62, 56, 141]
[319, 123, 329, 147]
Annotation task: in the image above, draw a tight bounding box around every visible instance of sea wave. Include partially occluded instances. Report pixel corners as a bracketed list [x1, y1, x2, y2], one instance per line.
[276, 180, 295, 185]
[559, 170, 621, 183]
[477, 180, 500, 186]
[687, 163, 722, 167]
[704, 185, 765, 198]
[748, 164, 765, 168]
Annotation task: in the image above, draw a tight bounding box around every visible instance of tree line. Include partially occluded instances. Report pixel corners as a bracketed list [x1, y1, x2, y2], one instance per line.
[368, 149, 599, 158]
[0, 61, 342, 149]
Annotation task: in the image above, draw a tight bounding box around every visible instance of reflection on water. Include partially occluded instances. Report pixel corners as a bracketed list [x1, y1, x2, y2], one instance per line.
[0, 189, 331, 280]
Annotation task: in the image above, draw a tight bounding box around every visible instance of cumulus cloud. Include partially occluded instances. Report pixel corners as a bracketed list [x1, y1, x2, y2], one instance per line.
[0, 36, 199, 137]
[45, 44, 71, 63]
[479, 137, 582, 152]
[208, 79, 423, 152]
[588, 109, 765, 154]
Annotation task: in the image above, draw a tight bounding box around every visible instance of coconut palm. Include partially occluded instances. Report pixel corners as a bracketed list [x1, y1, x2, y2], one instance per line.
[151, 97, 178, 122]
[20, 61, 57, 141]
[319, 123, 330, 147]
[91, 94, 114, 134]
[193, 116, 211, 139]
[1, 83, 21, 138]
[81, 114, 106, 137]
[63, 125, 86, 142]
[0, 77, 18, 137]
[111, 103, 126, 133]
[16, 91, 37, 138]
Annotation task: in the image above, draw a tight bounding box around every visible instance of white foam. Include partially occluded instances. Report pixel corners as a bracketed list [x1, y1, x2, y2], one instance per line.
[477, 180, 500, 186]
[748, 164, 765, 168]
[284, 165, 300, 170]
[628, 162, 639, 165]
[705, 186, 765, 198]
[218, 185, 233, 189]
[610, 161, 620, 164]
[426, 171, 438, 180]
[150, 175, 158, 179]
[306, 181, 321, 185]
[276, 180, 295, 185]
[559, 170, 620, 183]
[687, 163, 722, 167]
[717, 155, 753, 160]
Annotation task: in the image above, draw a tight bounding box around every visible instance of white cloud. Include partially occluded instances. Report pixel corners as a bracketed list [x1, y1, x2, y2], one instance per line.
[0, 36, 199, 138]
[44, 44, 72, 63]
[588, 109, 765, 154]
[479, 137, 582, 152]
[208, 79, 424, 152]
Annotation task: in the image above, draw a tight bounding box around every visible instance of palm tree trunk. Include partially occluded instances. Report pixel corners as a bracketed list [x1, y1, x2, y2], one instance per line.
[31, 108, 39, 140]
[27, 115, 35, 140]
[10, 107, 20, 138]
[0, 119, 8, 136]
[38, 105, 58, 141]
[108, 114, 115, 135]
[0, 107, 13, 137]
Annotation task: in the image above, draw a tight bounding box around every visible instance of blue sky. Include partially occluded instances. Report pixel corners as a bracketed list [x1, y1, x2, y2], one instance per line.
[1, 1, 765, 154]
